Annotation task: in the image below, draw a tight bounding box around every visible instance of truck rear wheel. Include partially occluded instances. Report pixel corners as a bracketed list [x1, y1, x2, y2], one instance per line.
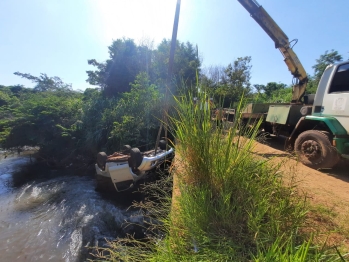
[128, 148, 143, 169]
[159, 140, 167, 150]
[97, 152, 107, 170]
[122, 145, 131, 154]
[295, 130, 340, 169]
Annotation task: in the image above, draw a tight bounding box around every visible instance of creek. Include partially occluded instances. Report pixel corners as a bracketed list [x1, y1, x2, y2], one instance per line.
[0, 153, 146, 262]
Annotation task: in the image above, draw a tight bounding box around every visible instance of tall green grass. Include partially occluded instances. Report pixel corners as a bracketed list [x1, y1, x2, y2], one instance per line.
[93, 92, 341, 261]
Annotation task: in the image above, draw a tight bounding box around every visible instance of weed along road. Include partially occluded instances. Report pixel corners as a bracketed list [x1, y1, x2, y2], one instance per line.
[0, 154, 146, 261]
[254, 136, 349, 248]
[171, 135, 349, 253]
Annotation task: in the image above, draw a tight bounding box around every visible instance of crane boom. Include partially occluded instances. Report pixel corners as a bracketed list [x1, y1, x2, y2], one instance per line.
[238, 0, 308, 103]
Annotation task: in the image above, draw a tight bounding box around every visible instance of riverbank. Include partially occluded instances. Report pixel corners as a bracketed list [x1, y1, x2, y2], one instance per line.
[0, 146, 39, 159]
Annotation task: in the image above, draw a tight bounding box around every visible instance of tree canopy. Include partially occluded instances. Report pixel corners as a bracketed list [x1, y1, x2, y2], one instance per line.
[14, 72, 73, 92]
[312, 50, 343, 83]
[201, 56, 253, 107]
[305, 50, 344, 94]
[86, 38, 201, 97]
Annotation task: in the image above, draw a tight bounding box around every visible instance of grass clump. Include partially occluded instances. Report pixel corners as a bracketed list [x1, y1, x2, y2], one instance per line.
[92, 93, 341, 261]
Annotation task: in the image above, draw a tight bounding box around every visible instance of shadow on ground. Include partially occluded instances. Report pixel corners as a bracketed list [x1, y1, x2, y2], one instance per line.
[258, 135, 349, 183]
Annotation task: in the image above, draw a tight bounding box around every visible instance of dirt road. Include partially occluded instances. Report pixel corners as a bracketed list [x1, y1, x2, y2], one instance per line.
[254, 136, 349, 250]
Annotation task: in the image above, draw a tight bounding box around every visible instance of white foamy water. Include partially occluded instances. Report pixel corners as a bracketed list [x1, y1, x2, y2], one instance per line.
[0, 156, 144, 261]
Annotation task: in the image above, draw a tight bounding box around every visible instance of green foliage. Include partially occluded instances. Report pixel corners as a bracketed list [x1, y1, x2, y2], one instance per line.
[79, 90, 112, 154]
[1, 71, 163, 162]
[14, 72, 72, 92]
[253, 82, 292, 103]
[0, 74, 83, 165]
[165, 93, 308, 260]
[306, 75, 318, 94]
[87, 38, 144, 96]
[312, 50, 343, 84]
[108, 72, 162, 151]
[242, 50, 344, 103]
[86, 38, 200, 97]
[260, 82, 287, 97]
[153, 40, 200, 93]
[203, 57, 253, 107]
[0, 87, 19, 107]
[81, 72, 162, 155]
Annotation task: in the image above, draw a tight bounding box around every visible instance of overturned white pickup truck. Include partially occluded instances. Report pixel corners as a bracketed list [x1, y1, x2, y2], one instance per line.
[95, 140, 174, 192]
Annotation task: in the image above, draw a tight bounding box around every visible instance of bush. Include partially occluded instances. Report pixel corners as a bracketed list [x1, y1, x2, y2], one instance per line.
[0, 87, 83, 164]
[81, 72, 163, 155]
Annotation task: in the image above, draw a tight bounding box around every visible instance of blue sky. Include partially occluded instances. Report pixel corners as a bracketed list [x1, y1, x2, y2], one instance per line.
[1, 0, 348, 90]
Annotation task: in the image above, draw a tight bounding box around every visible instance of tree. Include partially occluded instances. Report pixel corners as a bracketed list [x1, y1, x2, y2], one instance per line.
[262, 82, 287, 97]
[312, 50, 343, 84]
[14, 72, 72, 92]
[251, 82, 289, 103]
[200, 65, 226, 94]
[87, 38, 145, 96]
[108, 72, 162, 151]
[0, 80, 82, 165]
[81, 72, 162, 153]
[305, 75, 317, 94]
[152, 40, 200, 93]
[253, 84, 266, 93]
[86, 38, 201, 97]
[301, 50, 343, 94]
[214, 56, 253, 107]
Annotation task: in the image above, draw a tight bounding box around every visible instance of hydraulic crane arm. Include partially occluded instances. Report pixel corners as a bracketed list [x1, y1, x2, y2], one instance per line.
[238, 0, 308, 103]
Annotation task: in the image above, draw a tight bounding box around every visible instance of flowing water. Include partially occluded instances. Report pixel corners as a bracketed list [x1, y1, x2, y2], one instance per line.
[0, 154, 145, 262]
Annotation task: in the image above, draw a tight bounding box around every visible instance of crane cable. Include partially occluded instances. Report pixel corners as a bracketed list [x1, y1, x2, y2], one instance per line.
[154, 0, 181, 154]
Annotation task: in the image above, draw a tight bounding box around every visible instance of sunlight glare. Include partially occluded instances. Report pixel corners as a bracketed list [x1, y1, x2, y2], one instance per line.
[91, 0, 177, 46]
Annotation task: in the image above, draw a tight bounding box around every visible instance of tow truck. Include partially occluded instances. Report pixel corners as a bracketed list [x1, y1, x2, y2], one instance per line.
[237, 0, 349, 169]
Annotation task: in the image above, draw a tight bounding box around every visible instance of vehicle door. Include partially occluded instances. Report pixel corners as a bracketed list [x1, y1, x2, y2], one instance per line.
[321, 62, 349, 132]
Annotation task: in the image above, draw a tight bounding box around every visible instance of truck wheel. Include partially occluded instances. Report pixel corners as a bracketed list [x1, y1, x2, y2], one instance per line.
[97, 152, 107, 170]
[122, 145, 131, 154]
[128, 148, 143, 169]
[263, 122, 273, 135]
[295, 130, 340, 169]
[159, 140, 167, 150]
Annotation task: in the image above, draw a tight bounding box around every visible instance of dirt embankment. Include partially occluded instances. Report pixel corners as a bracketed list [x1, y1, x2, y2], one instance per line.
[254, 136, 349, 250]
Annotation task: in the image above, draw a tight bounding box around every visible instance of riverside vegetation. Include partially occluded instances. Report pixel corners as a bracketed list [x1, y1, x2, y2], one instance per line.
[0, 38, 347, 260]
[0, 41, 343, 166]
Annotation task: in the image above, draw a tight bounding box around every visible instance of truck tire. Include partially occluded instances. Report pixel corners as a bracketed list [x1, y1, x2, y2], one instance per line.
[97, 152, 107, 170]
[128, 148, 143, 169]
[122, 145, 131, 154]
[263, 122, 273, 135]
[295, 130, 340, 169]
[159, 140, 167, 150]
